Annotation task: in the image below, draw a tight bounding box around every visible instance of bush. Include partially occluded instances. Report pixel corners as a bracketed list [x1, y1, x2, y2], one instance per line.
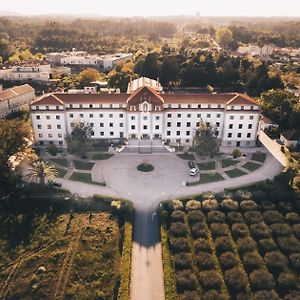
[207, 210, 226, 224]
[202, 199, 219, 212]
[186, 200, 201, 211]
[194, 238, 211, 253]
[261, 200, 276, 211]
[244, 211, 263, 224]
[258, 239, 278, 254]
[232, 223, 250, 239]
[237, 237, 256, 254]
[252, 191, 268, 202]
[227, 212, 244, 224]
[240, 200, 258, 212]
[270, 223, 292, 237]
[195, 252, 215, 270]
[171, 210, 185, 223]
[286, 212, 300, 224]
[215, 237, 234, 254]
[225, 267, 248, 292]
[292, 224, 300, 238]
[221, 199, 239, 212]
[277, 236, 300, 254]
[187, 210, 205, 225]
[263, 210, 284, 224]
[250, 223, 270, 239]
[233, 148, 242, 158]
[277, 272, 297, 290]
[169, 222, 188, 237]
[242, 252, 264, 272]
[219, 251, 239, 270]
[277, 201, 293, 214]
[173, 253, 193, 271]
[48, 143, 58, 156]
[284, 291, 300, 300]
[236, 292, 251, 300]
[264, 251, 288, 272]
[199, 270, 223, 290]
[210, 223, 229, 237]
[289, 253, 300, 271]
[249, 269, 275, 291]
[253, 290, 280, 300]
[168, 199, 184, 211]
[191, 222, 208, 239]
[176, 270, 197, 292]
[203, 290, 227, 300]
[170, 237, 190, 253]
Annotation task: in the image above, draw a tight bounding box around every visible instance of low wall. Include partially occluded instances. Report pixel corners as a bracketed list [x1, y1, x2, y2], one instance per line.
[259, 130, 287, 167]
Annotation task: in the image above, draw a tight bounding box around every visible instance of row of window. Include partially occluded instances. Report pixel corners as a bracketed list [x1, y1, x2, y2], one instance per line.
[230, 115, 254, 120]
[37, 124, 62, 130]
[36, 115, 60, 120]
[229, 124, 253, 129]
[167, 113, 220, 119]
[227, 132, 252, 138]
[39, 133, 63, 138]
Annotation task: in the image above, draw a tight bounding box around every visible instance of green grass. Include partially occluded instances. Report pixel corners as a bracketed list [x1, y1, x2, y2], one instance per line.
[221, 158, 240, 168]
[69, 172, 105, 186]
[225, 168, 248, 178]
[199, 172, 225, 184]
[137, 163, 154, 172]
[197, 161, 216, 170]
[251, 152, 266, 163]
[50, 158, 68, 168]
[91, 153, 114, 160]
[176, 153, 195, 160]
[241, 161, 261, 172]
[56, 167, 68, 178]
[73, 160, 95, 170]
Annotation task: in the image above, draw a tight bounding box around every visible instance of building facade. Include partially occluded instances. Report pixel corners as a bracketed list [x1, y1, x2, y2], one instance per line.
[30, 79, 260, 147]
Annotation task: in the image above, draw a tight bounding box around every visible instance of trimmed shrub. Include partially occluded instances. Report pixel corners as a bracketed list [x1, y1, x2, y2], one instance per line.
[249, 269, 275, 291]
[186, 200, 201, 211]
[221, 199, 239, 212]
[176, 270, 197, 292]
[292, 224, 300, 238]
[232, 223, 250, 239]
[284, 290, 300, 300]
[250, 223, 270, 239]
[170, 237, 190, 253]
[194, 238, 211, 253]
[191, 222, 208, 239]
[236, 292, 251, 300]
[173, 253, 193, 271]
[207, 210, 226, 224]
[289, 253, 300, 271]
[219, 252, 239, 270]
[240, 200, 258, 212]
[187, 210, 205, 225]
[195, 252, 215, 270]
[264, 251, 288, 272]
[210, 223, 229, 237]
[169, 222, 188, 237]
[261, 200, 276, 211]
[277, 201, 293, 214]
[227, 212, 244, 224]
[253, 290, 280, 300]
[270, 223, 292, 237]
[215, 237, 234, 254]
[169, 199, 184, 211]
[199, 270, 223, 290]
[244, 211, 263, 224]
[252, 191, 268, 202]
[225, 267, 248, 292]
[237, 237, 256, 254]
[277, 236, 300, 254]
[242, 252, 264, 272]
[286, 212, 300, 225]
[203, 290, 227, 300]
[48, 143, 58, 156]
[180, 291, 200, 300]
[233, 148, 242, 158]
[171, 210, 185, 223]
[258, 239, 278, 255]
[263, 211, 284, 225]
[202, 199, 219, 212]
[277, 272, 297, 290]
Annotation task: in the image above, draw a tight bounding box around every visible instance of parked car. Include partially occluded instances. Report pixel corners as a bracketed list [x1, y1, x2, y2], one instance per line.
[189, 168, 199, 176]
[188, 161, 196, 169]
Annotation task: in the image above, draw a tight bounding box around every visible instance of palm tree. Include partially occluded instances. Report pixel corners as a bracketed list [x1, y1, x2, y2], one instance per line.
[29, 160, 58, 185]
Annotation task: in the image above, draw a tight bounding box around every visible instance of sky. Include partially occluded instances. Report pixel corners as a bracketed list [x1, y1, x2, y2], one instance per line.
[1, 0, 300, 17]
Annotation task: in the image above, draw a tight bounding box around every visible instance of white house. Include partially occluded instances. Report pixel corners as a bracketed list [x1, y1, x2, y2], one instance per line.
[280, 129, 300, 148]
[30, 78, 260, 147]
[0, 84, 35, 118]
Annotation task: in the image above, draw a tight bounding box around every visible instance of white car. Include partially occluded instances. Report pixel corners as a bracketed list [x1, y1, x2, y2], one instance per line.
[189, 168, 199, 176]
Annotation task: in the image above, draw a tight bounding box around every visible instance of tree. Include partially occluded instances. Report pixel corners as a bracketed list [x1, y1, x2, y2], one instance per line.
[29, 160, 58, 185]
[193, 122, 219, 156]
[47, 144, 58, 156]
[108, 71, 132, 92]
[79, 68, 101, 85]
[142, 52, 160, 79]
[160, 56, 179, 86]
[216, 28, 233, 48]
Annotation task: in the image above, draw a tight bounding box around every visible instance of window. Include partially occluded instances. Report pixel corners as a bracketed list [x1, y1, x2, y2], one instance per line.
[48, 134, 52, 138]
[176, 131, 180, 136]
[187, 114, 191, 118]
[168, 104, 171, 108]
[143, 125, 147, 130]
[196, 122, 201, 127]
[167, 131, 171, 136]
[167, 113, 171, 118]
[69, 113, 74, 118]
[58, 134, 62, 138]
[120, 123, 124, 127]
[56, 115, 60, 120]
[240, 116, 244, 120]
[230, 116, 234, 120]
[198, 104, 201, 108]
[155, 116, 160, 120]
[109, 123, 113, 127]
[46, 115, 50, 120]
[57, 125, 61, 129]
[38, 133, 43, 138]
[188, 105, 191, 109]
[35, 106, 39, 110]
[131, 116, 135, 121]
[216, 122, 220, 127]
[56, 106, 59, 110]
[91, 131, 94, 136]
[119, 104, 123, 108]
[109, 104, 113, 108]
[231, 106, 234, 110]
[70, 123, 74, 128]
[207, 114, 211, 118]
[47, 125, 51, 129]
[36, 115, 40, 120]
[100, 132, 104, 136]
[208, 104, 211, 109]
[177, 114, 181, 118]
[197, 113, 201, 118]
[79, 104, 83, 109]
[90, 123, 94, 127]
[187, 122, 191, 127]
[167, 122, 171, 127]
[80, 113, 83, 118]
[89, 104, 93, 108]
[228, 133, 232, 138]
[69, 104, 73, 109]
[247, 133, 251, 138]
[250, 106, 254, 110]
[186, 139, 190, 143]
[217, 114, 221, 118]
[215, 131, 219, 136]
[238, 124, 243, 129]
[59, 141, 63, 145]
[89, 113, 93, 118]
[99, 113, 103, 118]
[119, 113, 123, 118]
[155, 125, 159, 130]
[110, 132, 114, 136]
[100, 123, 104, 127]
[178, 104, 181, 109]
[248, 124, 252, 129]
[250, 115, 254, 120]
[241, 106, 244, 110]
[46, 106, 49, 110]
[186, 131, 190, 136]
[131, 125, 135, 130]
[109, 114, 113, 118]
[99, 104, 103, 108]
[237, 133, 242, 138]
[218, 104, 221, 109]
[143, 116, 148, 120]
[177, 122, 181, 127]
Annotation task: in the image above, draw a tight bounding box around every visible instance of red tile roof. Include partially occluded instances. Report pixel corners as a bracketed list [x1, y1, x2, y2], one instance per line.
[0, 84, 34, 101]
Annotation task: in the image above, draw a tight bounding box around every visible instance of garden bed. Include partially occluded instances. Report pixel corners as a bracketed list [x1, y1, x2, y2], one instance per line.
[251, 152, 266, 163]
[50, 158, 68, 168]
[242, 162, 261, 172]
[197, 161, 216, 170]
[69, 172, 105, 185]
[91, 153, 114, 160]
[73, 160, 95, 170]
[221, 158, 240, 168]
[177, 153, 195, 160]
[225, 168, 248, 178]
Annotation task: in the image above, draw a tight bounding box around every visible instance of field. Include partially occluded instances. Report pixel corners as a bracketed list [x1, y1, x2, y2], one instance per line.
[0, 188, 133, 300]
[160, 190, 300, 300]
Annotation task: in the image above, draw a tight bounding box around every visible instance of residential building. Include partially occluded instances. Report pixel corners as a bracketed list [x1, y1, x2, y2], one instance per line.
[280, 129, 300, 147]
[0, 84, 35, 118]
[30, 77, 260, 147]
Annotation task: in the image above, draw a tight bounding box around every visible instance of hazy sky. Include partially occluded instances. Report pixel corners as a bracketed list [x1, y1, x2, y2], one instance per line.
[2, 0, 300, 17]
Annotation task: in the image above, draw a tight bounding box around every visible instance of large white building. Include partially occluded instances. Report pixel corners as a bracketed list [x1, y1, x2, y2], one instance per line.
[30, 78, 260, 148]
[0, 84, 35, 118]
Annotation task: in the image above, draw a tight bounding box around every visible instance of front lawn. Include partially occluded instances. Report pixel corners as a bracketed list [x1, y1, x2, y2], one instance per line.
[73, 160, 95, 170]
[221, 158, 240, 168]
[197, 161, 216, 170]
[199, 172, 224, 184]
[50, 158, 68, 168]
[69, 172, 105, 186]
[91, 153, 114, 160]
[56, 167, 68, 178]
[225, 168, 248, 178]
[177, 153, 195, 160]
[242, 161, 261, 172]
[251, 152, 266, 163]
